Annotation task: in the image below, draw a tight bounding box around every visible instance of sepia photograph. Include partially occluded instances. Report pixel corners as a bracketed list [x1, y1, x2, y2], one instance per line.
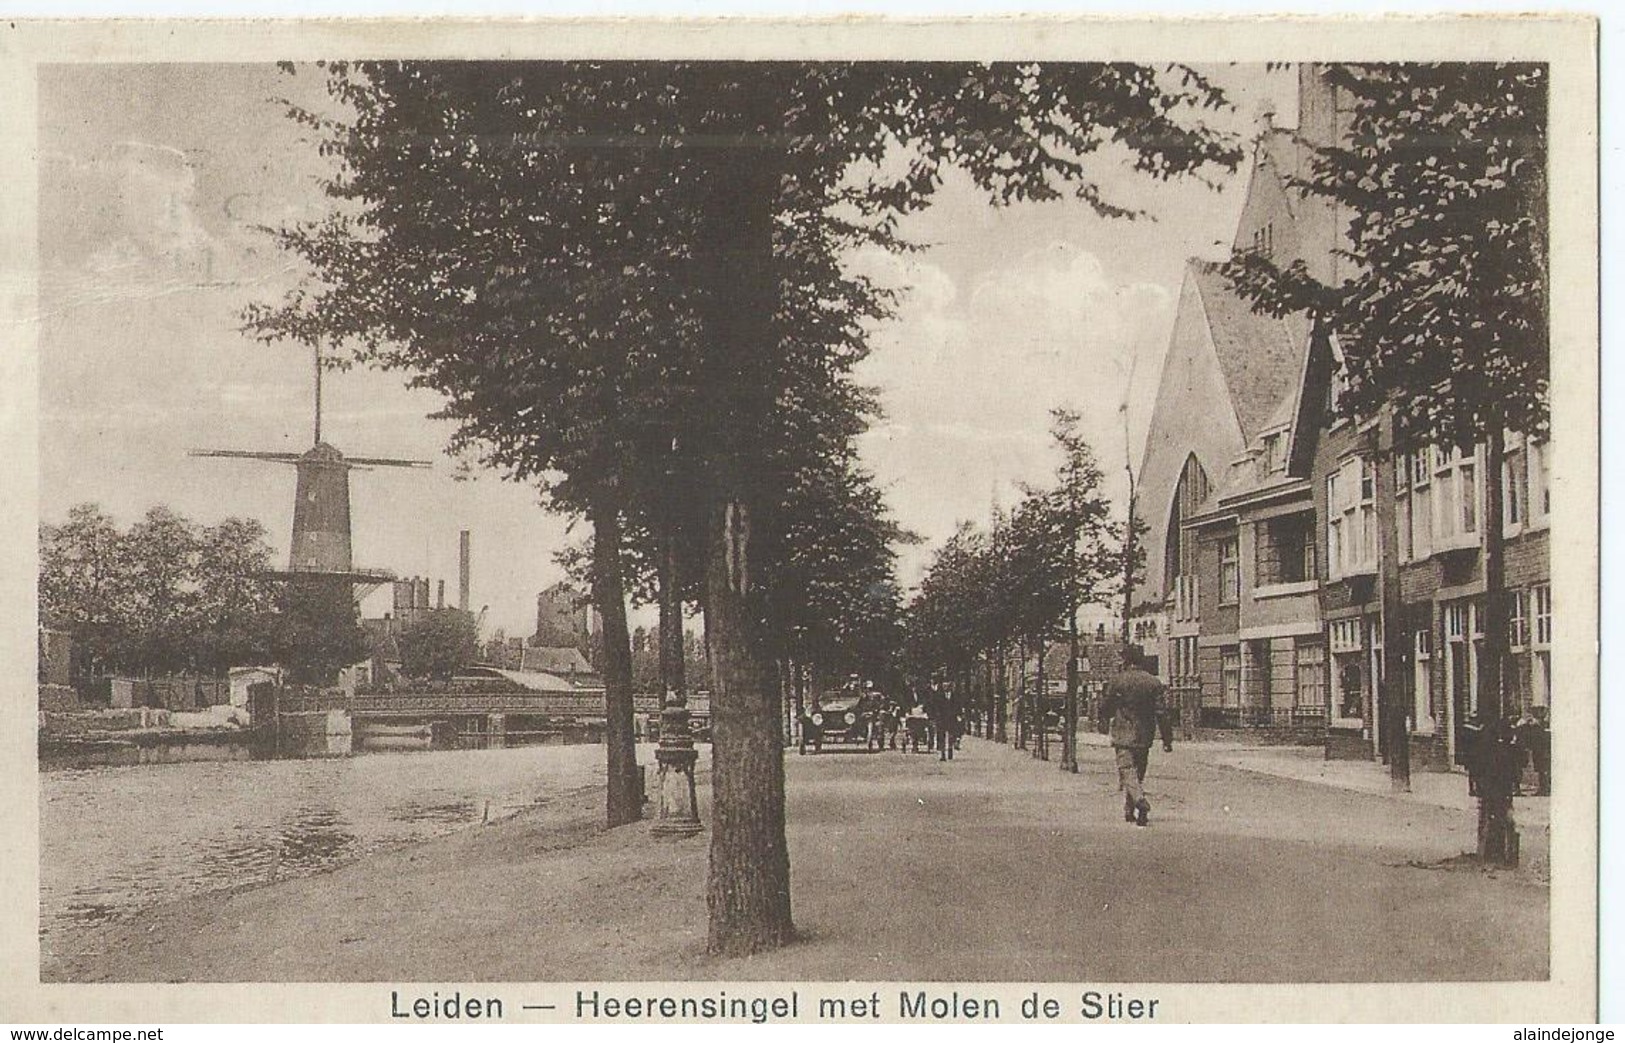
[2, 15, 1601, 1024]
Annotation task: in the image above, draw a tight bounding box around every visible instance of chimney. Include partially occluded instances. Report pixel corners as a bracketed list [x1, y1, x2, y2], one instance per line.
[459, 530, 471, 613]
[437, 579, 446, 610]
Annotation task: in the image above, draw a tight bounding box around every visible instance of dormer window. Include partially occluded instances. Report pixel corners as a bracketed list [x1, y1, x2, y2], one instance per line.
[1261, 430, 1287, 474]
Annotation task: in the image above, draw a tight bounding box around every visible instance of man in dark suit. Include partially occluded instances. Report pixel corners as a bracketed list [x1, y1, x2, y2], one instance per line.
[1102, 646, 1170, 827]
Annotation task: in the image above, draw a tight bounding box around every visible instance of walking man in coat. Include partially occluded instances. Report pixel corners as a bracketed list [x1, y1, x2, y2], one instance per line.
[1102, 646, 1170, 827]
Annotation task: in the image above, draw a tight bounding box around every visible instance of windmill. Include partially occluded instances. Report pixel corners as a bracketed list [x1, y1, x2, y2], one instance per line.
[191, 343, 431, 600]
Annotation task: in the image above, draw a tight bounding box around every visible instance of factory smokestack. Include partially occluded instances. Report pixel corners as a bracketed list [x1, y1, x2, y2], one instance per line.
[459, 530, 471, 613]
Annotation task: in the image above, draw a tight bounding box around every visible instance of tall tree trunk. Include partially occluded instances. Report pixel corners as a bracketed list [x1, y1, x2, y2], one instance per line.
[1375, 413, 1411, 791]
[1063, 606, 1079, 773]
[994, 640, 1008, 744]
[1476, 426, 1518, 864]
[590, 494, 641, 828]
[1034, 639, 1048, 760]
[705, 497, 794, 954]
[983, 651, 995, 739]
[698, 147, 794, 955]
[1015, 642, 1029, 750]
[1063, 495, 1080, 773]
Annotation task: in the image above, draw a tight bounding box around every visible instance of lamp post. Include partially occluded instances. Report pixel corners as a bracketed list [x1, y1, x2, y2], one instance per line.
[651, 437, 702, 838]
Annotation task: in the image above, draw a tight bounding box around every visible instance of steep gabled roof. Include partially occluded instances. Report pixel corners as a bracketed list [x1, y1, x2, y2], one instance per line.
[1189, 264, 1306, 445]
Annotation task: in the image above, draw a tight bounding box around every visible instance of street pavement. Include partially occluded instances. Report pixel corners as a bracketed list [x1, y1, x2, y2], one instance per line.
[47, 735, 1549, 983]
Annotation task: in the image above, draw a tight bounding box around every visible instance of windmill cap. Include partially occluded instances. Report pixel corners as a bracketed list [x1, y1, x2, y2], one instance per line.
[303, 443, 346, 463]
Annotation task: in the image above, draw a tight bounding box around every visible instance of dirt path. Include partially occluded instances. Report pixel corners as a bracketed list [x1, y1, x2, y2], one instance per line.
[45, 737, 1547, 983]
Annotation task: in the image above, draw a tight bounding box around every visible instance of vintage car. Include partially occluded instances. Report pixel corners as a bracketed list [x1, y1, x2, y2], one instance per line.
[798, 694, 872, 754]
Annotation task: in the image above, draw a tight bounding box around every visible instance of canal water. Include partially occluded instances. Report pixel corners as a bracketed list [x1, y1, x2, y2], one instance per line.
[40, 743, 632, 944]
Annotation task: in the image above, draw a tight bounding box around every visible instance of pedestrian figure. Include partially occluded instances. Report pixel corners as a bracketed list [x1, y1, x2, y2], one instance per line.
[936, 685, 955, 760]
[904, 702, 930, 754]
[1514, 707, 1550, 796]
[934, 694, 960, 762]
[1102, 646, 1169, 827]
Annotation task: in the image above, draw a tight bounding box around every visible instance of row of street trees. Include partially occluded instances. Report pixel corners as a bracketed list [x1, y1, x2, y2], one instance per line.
[244, 60, 1243, 954]
[904, 410, 1140, 764]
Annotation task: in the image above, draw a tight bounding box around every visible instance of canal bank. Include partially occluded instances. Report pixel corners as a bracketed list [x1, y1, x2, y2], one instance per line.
[45, 737, 1546, 984]
[40, 742, 649, 954]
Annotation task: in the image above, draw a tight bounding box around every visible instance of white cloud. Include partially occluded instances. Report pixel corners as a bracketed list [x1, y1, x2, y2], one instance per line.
[853, 236, 1176, 582]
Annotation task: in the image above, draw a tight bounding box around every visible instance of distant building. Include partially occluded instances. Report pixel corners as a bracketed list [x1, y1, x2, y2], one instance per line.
[534, 581, 597, 654]
[228, 666, 283, 708]
[391, 576, 437, 627]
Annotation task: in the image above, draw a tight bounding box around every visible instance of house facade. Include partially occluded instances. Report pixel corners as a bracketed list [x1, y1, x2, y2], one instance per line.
[1133, 68, 1333, 736]
[1307, 359, 1552, 766]
[1133, 62, 1553, 768]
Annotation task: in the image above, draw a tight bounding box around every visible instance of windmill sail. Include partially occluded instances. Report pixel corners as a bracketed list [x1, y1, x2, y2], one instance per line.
[190, 342, 430, 586]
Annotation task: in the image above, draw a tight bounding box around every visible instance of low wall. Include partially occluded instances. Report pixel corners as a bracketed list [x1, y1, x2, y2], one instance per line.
[1187, 725, 1327, 747]
[270, 710, 353, 758]
[40, 728, 251, 771]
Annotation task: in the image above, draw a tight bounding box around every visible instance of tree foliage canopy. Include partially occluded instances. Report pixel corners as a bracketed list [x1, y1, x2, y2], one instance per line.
[40, 504, 280, 676]
[400, 608, 481, 680]
[906, 409, 1121, 679]
[1222, 63, 1548, 450]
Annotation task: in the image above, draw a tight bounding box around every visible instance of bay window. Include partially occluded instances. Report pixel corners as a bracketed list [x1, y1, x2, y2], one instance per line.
[1327, 456, 1376, 578]
[1433, 446, 1483, 549]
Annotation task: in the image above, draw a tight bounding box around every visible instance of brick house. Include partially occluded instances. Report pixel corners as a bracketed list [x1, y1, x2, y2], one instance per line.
[1304, 335, 1552, 767]
[1133, 63, 1550, 765]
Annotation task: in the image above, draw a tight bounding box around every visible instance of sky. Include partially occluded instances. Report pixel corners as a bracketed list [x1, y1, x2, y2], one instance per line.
[37, 61, 1296, 637]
